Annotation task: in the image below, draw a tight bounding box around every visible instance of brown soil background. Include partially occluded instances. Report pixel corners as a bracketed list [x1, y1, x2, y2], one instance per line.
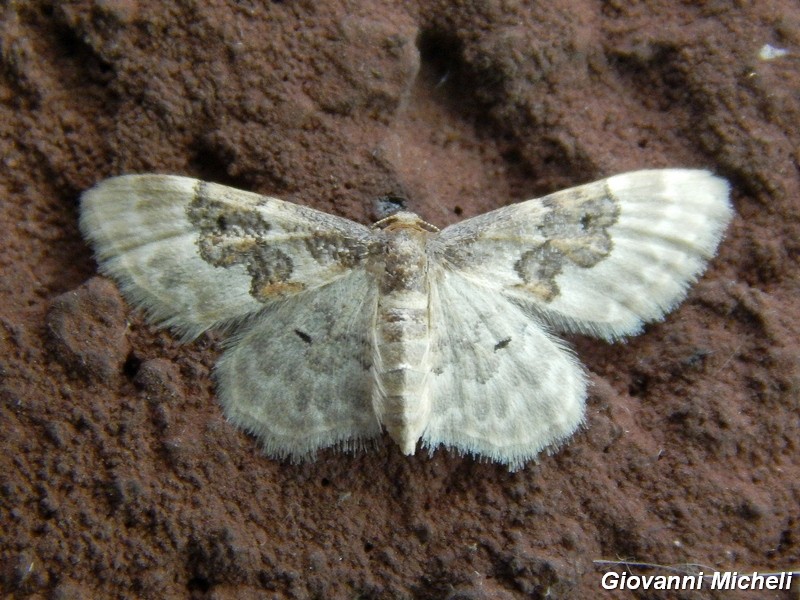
[2, 1, 799, 598]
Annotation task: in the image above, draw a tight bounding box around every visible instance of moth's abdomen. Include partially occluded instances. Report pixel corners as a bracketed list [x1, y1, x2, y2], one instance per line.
[373, 227, 432, 455]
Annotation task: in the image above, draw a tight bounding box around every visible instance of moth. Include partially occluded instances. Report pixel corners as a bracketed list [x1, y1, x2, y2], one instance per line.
[80, 169, 732, 470]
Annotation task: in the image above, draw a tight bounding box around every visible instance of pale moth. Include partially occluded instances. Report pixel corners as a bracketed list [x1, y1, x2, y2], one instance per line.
[80, 170, 732, 470]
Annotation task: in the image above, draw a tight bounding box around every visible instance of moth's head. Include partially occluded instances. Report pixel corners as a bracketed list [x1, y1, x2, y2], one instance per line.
[372, 211, 439, 233]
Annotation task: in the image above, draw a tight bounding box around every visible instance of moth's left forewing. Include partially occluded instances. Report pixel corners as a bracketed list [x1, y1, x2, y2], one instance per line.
[431, 169, 733, 340]
[80, 175, 380, 340]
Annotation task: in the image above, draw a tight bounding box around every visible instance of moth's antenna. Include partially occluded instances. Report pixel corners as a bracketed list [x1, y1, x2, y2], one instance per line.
[372, 211, 439, 232]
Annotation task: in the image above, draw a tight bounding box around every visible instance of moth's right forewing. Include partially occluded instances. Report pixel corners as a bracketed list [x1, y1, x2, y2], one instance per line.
[431, 169, 732, 340]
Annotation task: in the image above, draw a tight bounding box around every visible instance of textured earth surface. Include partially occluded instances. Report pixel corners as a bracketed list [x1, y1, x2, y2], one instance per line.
[1, 1, 799, 598]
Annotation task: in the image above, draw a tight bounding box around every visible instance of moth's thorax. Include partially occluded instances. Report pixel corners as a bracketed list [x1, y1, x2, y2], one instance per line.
[372, 215, 434, 454]
[378, 227, 430, 294]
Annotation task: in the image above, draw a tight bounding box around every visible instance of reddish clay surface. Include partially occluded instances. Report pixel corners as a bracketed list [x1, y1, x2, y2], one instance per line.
[1, 1, 799, 598]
